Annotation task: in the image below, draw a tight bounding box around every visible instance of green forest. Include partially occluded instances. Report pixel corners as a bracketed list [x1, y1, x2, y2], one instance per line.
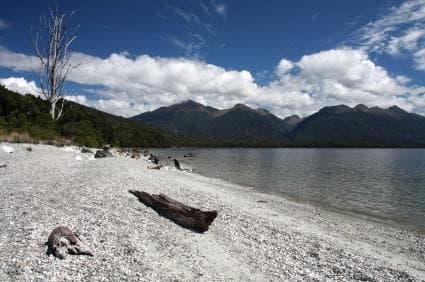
[0, 85, 288, 148]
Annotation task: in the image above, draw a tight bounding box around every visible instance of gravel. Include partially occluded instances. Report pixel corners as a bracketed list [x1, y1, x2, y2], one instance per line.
[0, 143, 424, 281]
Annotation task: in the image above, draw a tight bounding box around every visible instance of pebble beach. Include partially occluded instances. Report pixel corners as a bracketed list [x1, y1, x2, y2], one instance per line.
[0, 143, 424, 281]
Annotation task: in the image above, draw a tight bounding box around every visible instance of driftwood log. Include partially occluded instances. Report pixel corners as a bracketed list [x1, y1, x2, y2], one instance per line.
[147, 164, 163, 170]
[173, 159, 182, 170]
[129, 190, 218, 233]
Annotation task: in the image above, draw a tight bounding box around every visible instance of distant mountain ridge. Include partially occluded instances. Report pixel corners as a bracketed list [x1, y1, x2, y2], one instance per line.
[2, 83, 425, 148]
[133, 100, 425, 147]
[132, 100, 298, 141]
[290, 104, 425, 147]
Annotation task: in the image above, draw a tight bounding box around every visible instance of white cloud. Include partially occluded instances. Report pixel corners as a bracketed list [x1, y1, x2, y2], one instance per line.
[0, 19, 9, 30]
[211, 1, 227, 19]
[275, 59, 294, 77]
[0, 77, 40, 96]
[262, 49, 421, 117]
[158, 34, 206, 59]
[395, 75, 412, 84]
[355, 0, 425, 52]
[296, 49, 403, 96]
[0, 46, 424, 117]
[64, 95, 88, 105]
[66, 51, 260, 112]
[387, 28, 425, 55]
[200, 3, 212, 17]
[353, 0, 425, 71]
[91, 99, 155, 117]
[0, 77, 89, 106]
[0, 46, 40, 71]
[414, 48, 425, 70]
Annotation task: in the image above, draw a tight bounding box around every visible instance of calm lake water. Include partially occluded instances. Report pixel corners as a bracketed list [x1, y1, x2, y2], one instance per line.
[152, 148, 425, 229]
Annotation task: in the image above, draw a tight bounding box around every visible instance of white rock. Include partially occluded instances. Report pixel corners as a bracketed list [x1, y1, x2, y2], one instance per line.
[1, 145, 14, 153]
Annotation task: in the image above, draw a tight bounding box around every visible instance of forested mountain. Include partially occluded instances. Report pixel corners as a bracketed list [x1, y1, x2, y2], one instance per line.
[133, 101, 425, 147]
[2, 85, 425, 148]
[290, 104, 425, 147]
[132, 100, 293, 140]
[0, 85, 192, 147]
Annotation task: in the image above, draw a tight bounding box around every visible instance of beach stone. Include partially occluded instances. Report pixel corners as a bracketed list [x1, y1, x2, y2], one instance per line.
[1, 143, 424, 281]
[47, 226, 94, 259]
[148, 154, 159, 164]
[1, 145, 14, 153]
[131, 152, 140, 159]
[81, 147, 93, 154]
[95, 150, 113, 158]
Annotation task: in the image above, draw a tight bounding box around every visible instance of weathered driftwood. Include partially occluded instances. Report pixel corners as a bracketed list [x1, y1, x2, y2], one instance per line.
[46, 226, 93, 259]
[129, 190, 218, 233]
[148, 164, 163, 170]
[173, 159, 182, 170]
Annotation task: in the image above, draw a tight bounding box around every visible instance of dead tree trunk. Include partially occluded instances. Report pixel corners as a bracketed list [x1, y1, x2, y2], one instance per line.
[32, 7, 78, 120]
[129, 190, 218, 233]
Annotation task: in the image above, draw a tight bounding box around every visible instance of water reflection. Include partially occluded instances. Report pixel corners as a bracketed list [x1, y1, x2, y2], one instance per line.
[152, 148, 425, 228]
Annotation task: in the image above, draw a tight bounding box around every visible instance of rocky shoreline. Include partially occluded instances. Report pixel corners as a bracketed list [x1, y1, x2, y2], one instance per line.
[0, 143, 424, 281]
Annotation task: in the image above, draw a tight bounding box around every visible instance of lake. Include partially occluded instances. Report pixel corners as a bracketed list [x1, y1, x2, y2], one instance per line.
[152, 148, 425, 229]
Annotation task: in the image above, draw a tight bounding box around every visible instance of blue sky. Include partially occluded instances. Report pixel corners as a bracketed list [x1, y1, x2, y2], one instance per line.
[0, 0, 424, 117]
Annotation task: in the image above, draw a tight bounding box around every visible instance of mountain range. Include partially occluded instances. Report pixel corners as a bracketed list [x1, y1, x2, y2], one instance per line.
[2, 84, 425, 147]
[132, 100, 298, 140]
[133, 100, 425, 147]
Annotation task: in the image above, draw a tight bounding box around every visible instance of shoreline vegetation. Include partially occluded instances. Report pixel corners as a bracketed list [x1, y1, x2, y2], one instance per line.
[1, 142, 424, 280]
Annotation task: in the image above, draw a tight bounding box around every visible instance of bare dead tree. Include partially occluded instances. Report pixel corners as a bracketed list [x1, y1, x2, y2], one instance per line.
[32, 6, 78, 120]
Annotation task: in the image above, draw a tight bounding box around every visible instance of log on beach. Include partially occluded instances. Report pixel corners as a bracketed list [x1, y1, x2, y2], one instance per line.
[129, 190, 218, 233]
[173, 159, 182, 170]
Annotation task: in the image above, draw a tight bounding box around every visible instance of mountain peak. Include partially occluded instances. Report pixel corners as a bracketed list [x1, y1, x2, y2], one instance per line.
[133, 101, 291, 140]
[256, 108, 272, 115]
[354, 104, 369, 111]
[172, 100, 220, 114]
[283, 114, 301, 122]
[283, 115, 303, 130]
[177, 100, 204, 108]
[319, 104, 351, 114]
[388, 105, 406, 114]
[232, 103, 252, 110]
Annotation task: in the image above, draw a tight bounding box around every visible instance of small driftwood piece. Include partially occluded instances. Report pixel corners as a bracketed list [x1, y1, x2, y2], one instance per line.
[46, 226, 94, 259]
[148, 164, 163, 170]
[129, 190, 218, 233]
[173, 159, 182, 170]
